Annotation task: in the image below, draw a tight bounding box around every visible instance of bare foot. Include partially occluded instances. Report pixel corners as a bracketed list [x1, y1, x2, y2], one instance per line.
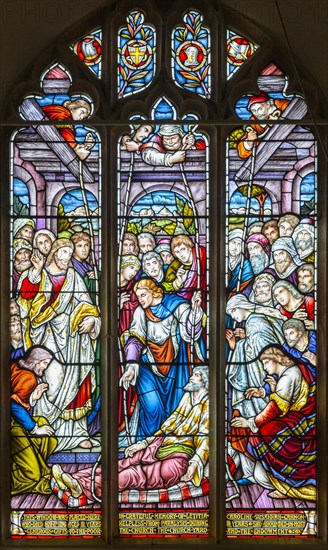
[268, 490, 287, 499]
[79, 439, 92, 449]
[62, 473, 83, 498]
[52, 464, 66, 490]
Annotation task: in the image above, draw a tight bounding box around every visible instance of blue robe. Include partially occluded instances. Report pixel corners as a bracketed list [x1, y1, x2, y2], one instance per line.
[124, 293, 205, 440]
[227, 258, 253, 296]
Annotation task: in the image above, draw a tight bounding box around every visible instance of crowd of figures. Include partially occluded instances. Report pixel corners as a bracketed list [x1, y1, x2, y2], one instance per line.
[117, 230, 209, 491]
[10, 119, 210, 507]
[226, 214, 316, 502]
[11, 219, 101, 501]
[115, 121, 210, 494]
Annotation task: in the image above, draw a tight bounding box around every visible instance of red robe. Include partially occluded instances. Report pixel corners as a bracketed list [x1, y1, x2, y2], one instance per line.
[277, 296, 314, 320]
[42, 105, 77, 148]
[247, 362, 316, 498]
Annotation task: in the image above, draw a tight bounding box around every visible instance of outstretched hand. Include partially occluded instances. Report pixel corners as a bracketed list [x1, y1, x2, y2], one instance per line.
[31, 249, 45, 276]
[119, 365, 136, 390]
[181, 462, 197, 482]
[33, 424, 55, 436]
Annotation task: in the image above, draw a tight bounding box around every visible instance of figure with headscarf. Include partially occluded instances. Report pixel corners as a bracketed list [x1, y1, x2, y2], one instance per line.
[16, 238, 101, 452]
[226, 293, 285, 484]
[13, 218, 35, 244]
[292, 219, 315, 263]
[226, 293, 285, 418]
[155, 243, 174, 273]
[227, 228, 253, 296]
[11, 346, 57, 495]
[270, 237, 304, 286]
[140, 124, 205, 167]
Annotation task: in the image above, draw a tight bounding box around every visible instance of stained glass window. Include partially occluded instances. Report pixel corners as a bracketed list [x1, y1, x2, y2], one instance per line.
[227, 30, 259, 79]
[2, 0, 327, 545]
[118, 10, 156, 99]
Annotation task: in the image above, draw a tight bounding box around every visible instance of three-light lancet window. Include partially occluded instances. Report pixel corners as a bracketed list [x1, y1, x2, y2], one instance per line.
[7, 1, 320, 543]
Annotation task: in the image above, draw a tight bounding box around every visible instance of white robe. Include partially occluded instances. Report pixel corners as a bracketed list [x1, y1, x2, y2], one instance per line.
[17, 267, 101, 451]
[227, 312, 284, 417]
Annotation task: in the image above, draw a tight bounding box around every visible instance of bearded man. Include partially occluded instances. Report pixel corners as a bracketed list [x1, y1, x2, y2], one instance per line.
[13, 239, 32, 291]
[10, 314, 24, 360]
[11, 346, 57, 495]
[52, 367, 209, 503]
[17, 238, 101, 452]
[245, 233, 271, 276]
[297, 264, 315, 296]
[292, 221, 315, 263]
[271, 237, 304, 286]
[250, 273, 276, 306]
[119, 366, 209, 490]
[237, 92, 290, 159]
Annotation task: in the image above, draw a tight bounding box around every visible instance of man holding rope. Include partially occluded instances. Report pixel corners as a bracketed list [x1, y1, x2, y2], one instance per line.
[140, 124, 205, 167]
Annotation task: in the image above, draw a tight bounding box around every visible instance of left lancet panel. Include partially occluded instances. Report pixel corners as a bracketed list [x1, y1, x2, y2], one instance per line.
[10, 64, 102, 539]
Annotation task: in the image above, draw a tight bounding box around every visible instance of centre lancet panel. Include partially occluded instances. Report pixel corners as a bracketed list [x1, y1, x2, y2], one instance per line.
[117, 97, 210, 538]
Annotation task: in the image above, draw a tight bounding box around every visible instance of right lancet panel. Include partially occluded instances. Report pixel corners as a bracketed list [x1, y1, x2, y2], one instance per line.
[225, 65, 317, 537]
